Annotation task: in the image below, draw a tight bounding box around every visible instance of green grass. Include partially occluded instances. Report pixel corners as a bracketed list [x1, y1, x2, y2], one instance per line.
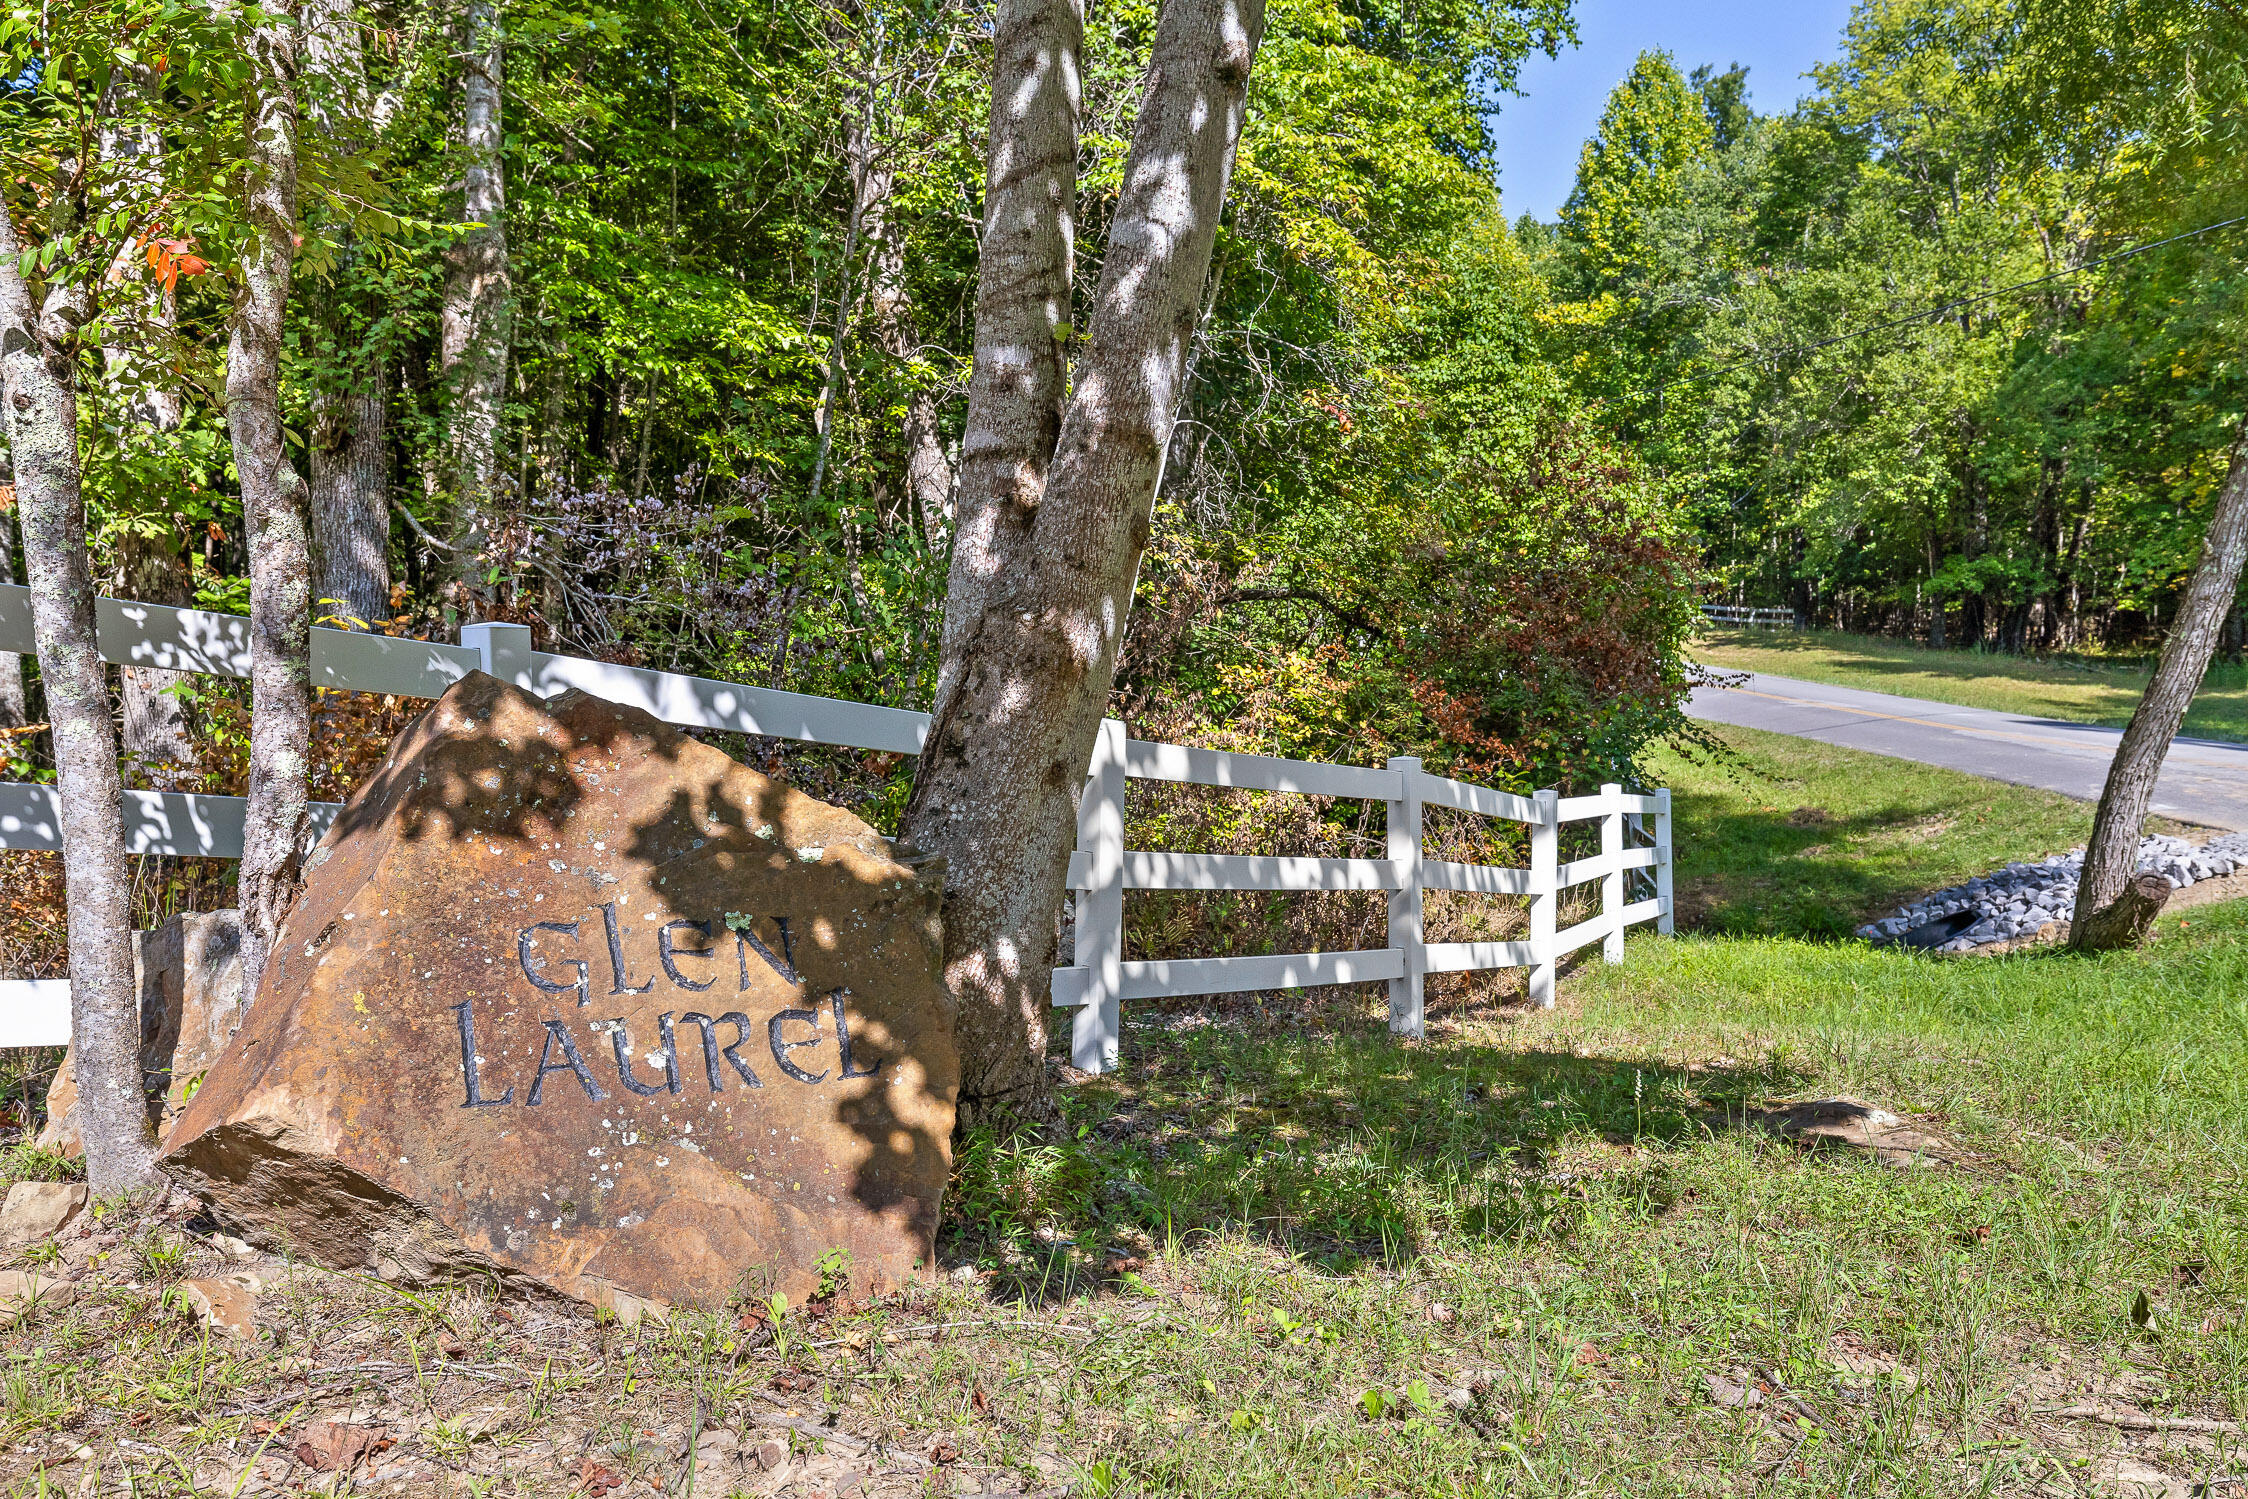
[1645, 721, 2094, 938]
[1696, 626, 2248, 743]
[26, 913, 2245, 1496]
[920, 910, 2248, 1496]
[17, 748, 2246, 1497]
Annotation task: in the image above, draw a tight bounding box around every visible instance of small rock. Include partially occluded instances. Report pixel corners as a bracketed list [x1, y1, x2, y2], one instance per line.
[0, 1269, 75, 1326]
[755, 1439, 788, 1471]
[0, 1181, 88, 1248]
[177, 1276, 259, 1338]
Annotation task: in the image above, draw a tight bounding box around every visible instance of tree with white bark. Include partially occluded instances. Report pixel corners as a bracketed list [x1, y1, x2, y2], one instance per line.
[897, 0, 1266, 1124]
[229, 7, 316, 1008]
[442, 0, 513, 597]
[0, 1, 200, 1193]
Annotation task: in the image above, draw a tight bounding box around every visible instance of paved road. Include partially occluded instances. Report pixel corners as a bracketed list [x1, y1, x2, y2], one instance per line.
[1686, 669, 2248, 831]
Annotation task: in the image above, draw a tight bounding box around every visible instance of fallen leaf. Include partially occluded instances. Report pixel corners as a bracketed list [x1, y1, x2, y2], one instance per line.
[291, 1421, 392, 1472]
[1703, 1369, 1763, 1409]
[574, 1456, 625, 1495]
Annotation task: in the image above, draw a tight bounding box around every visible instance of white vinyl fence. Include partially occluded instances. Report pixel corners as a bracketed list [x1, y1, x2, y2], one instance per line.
[0, 584, 1675, 1071]
[1701, 604, 1800, 628]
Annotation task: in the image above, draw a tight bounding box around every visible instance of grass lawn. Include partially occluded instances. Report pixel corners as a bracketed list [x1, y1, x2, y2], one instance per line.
[1695, 626, 2248, 744]
[1646, 720, 2094, 938]
[6, 740, 2243, 1498]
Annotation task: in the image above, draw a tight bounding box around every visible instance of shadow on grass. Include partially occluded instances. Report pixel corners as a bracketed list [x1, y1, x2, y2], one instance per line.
[944, 1012, 1817, 1304]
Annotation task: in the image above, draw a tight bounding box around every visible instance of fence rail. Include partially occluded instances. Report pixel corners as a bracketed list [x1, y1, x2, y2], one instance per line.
[0, 584, 1674, 1070]
[1701, 604, 1800, 628]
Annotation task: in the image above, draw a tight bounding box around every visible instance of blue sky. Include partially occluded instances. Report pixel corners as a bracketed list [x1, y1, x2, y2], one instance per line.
[1488, 0, 1861, 222]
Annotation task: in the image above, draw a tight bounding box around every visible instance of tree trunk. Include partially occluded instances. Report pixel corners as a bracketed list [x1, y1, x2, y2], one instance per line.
[441, 0, 513, 596]
[99, 84, 201, 782]
[900, 0, 1264, 1126]
[806, 71, 878, 518]
[305, 0, 393, 630]
[929, 0, 1082, 708]
[2071, 871, 2171, 952]
[116, 529, 198, 785]
[2071, 430, 2248, 947]
[863, 139, 954, 553]
[0, 475, 26, 731]
[0, 211, 160, 1194]
[311, 350, 391, 627]
[228, 15, 315, 1008]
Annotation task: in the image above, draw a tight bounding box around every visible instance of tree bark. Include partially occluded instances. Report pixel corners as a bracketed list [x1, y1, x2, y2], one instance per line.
[311, 364, 391, 627]
[228, 14, 315, 1008]
[2071, 871, 2171, 952]
[900, 0, 1263, 1126]
[441, 0, 513, 595]
[867, 160, 955, 553]
[2072, 430, 2248, 946]
[0, 473, 26, 731]
[929, 0, 1082, 707]
[116, 528, 197, 785]
[0, 207, 161, 1193]
[306, 0, 392, 630]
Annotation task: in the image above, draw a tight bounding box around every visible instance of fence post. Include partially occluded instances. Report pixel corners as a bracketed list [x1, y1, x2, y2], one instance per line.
[1072, 718, 1128, 1075]
[1654, 787, 1675, 936]
[460, 621, 537, 693]
[1600, 782, 1625, 962]
[1529, 787, 1558, 1008]
[1385, 756, 1424, 1039]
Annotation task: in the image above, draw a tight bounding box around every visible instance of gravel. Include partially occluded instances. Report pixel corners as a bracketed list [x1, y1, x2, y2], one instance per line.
[1858, 831, 2248, 953]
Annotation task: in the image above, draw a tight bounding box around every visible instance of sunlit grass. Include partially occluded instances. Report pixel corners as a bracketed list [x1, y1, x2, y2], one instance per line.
[1643, 721, 2094, 937]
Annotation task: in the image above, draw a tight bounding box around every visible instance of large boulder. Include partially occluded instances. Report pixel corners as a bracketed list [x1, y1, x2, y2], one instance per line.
[161, 672, 957, 1315]
[37, 910, 246, 1157]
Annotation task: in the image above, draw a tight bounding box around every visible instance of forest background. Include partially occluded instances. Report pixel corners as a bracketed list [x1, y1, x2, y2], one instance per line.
[0, 0, 2239, 972]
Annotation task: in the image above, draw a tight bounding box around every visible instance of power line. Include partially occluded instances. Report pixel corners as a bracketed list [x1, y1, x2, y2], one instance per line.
[1674, 213, 2248, 386]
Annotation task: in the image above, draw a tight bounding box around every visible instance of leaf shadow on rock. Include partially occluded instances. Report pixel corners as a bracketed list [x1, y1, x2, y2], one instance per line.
[192, 673, 952, 1306]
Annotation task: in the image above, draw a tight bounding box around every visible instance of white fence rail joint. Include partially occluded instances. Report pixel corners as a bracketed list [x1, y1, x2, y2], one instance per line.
[0, 584, 1676, 1064]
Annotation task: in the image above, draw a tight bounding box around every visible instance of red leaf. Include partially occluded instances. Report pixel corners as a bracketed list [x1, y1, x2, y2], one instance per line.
[574, 1457, 625, 1495]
